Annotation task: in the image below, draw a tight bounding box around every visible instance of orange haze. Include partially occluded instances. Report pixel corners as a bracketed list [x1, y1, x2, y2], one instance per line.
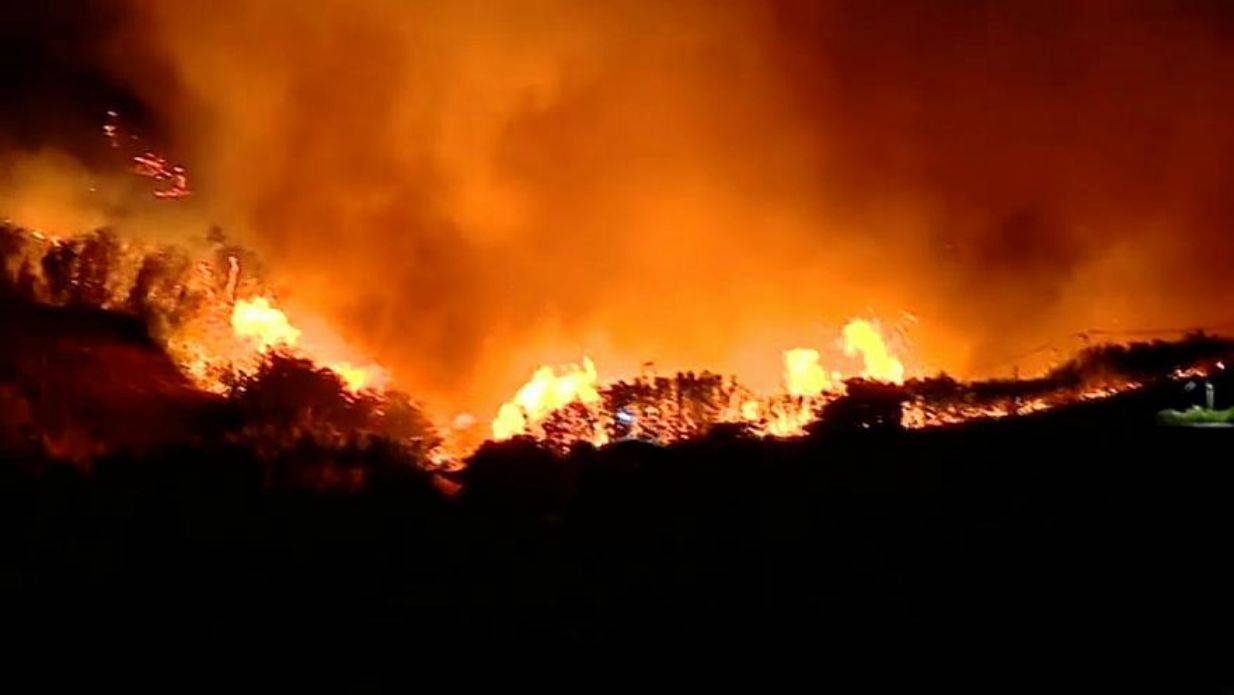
[6, 1, 1234, 423]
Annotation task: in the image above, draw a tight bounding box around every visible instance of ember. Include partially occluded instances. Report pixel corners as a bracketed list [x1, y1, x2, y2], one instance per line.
[132, 152, 190, 199]
[104, 111, 191, 199]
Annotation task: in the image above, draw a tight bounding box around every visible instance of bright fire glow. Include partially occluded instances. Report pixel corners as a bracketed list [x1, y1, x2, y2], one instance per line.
[740, 399, 761, 421]
[231, 297, 301, 351]
[764, 400, 819, 437]
[489, 318, 910, 445]
[328, 361, 378, 393]
[228, 296, 384, 394]
[842, 319, 905, 384]
[492, 357, 601, 440]
[783, 348, 839, 397]
[3, 207, 1192, 467]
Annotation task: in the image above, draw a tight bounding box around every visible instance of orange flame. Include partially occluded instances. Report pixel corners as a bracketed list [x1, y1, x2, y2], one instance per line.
[841, 319, 905, 384]
[764, 400, 819, 438]
[227, 296, 385, 394]
[492, 357, 601, 440]
[327, 361, 378, 393]
[230, 297, 301, 351]
[487, 318, 910, 446]
[783, 348, 840, 397]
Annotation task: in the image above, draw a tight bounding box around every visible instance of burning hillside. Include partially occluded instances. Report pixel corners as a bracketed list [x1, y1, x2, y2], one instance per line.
[2, 1, 1234, 474]
[0, 224, 438, 484]
[2, 222, 1231, 476]
[486, 315, 904, 448]
[9, 3, 1234, 664]
[4, 1, 1234, 432]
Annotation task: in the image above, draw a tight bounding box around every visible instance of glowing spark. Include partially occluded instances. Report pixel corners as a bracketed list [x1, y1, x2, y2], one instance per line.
[133, 152, 191, 199]
[104, 112, 190, 198]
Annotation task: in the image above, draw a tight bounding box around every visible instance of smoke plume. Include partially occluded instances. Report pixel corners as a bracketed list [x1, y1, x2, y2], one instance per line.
[4, 0, 1234, 419]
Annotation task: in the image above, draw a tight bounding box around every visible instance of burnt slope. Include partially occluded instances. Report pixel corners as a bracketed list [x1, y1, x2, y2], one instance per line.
[0, 298, 225, 458]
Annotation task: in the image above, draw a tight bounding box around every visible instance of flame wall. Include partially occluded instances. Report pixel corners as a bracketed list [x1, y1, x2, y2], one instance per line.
[4, 1, 1234, 419]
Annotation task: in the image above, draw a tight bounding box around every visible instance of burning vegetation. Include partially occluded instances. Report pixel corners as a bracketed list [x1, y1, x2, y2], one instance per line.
[0, 223, 438, 484]
[484, 316, 901, 451]
[8, 2, 1234, 656]
[2, 222, 1231, 481]
[7, 4, 1234, 478]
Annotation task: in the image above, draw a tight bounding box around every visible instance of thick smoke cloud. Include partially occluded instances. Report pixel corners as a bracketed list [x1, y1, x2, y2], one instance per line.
[5, 1, 1234, 418]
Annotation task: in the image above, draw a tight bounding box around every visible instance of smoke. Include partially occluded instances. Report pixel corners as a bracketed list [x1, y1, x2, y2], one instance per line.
[5, 0, 1234, 419]
[0, 1, 208, 243]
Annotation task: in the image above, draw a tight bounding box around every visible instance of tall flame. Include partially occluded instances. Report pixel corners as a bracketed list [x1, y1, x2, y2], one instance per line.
[841, 319, 905, 384]
[228, 296, 383, 393]
[783, 348, 840, 397]
[230, 297, 301, 351]
[492, 358, 601, 440]
[488, 318, 910, 447]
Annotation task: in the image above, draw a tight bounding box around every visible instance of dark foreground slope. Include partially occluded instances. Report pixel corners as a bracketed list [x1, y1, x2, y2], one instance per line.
[0, 298, 227, 457]
[3, 383, 1233, 663]
[1, 300, 1233, 678]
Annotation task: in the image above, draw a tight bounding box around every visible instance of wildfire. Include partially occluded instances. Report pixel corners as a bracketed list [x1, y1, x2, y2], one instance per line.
[763, 399, 821, 438]
[0, 223, 389, 401]
[841, 319, 905, 384]
[900, 396, 1053, 428]
[492, 357, 602, 440]
[227, 296, 385, 394]
[4, 223, 1210, 464]
[488, 317, 906, 445]
[231, 297, 301, 351]
[899, 379, 1146, 429]
[741, 399, 761, 421]
[783, 348, 840, 397]
[328, 362, 379, 393]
